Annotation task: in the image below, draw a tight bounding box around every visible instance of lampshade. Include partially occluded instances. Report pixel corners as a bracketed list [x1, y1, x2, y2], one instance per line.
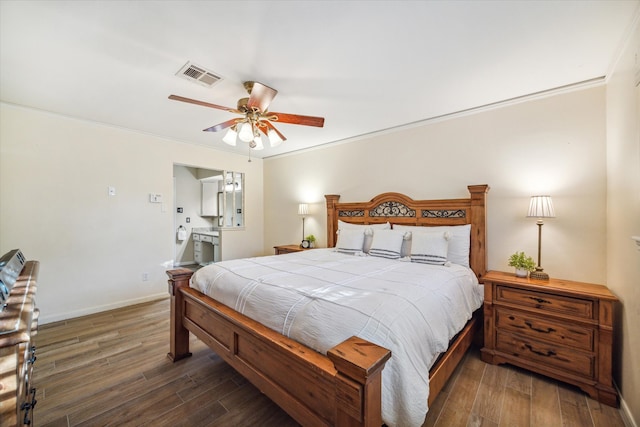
[267, 129, 283, 147]
[253, 134, 264, 150]
[298, 203, 309, 216]
[238, 122, 254, 143]
[222, 127, 237, 146]
[527, 195, 556, 218]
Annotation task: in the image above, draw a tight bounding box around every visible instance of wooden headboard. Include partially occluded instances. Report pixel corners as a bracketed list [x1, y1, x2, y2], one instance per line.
[325, 184, 490, 281]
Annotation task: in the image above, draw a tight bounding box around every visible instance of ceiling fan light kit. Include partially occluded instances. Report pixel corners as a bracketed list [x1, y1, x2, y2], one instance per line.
[267, 129, 283, 147]
[238, 122, 254, 143]
[169, 81, 325, 151]
[222, 127, 238, 146]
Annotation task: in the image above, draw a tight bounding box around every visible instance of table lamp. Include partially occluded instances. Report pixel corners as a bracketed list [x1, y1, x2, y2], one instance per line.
[527, 195, 555, 280]
[298, 203, 309, 243]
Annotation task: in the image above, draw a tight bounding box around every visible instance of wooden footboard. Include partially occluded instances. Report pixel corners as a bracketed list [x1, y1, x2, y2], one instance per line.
[167, 269, 480, 426]
[167, 268, 391, 427]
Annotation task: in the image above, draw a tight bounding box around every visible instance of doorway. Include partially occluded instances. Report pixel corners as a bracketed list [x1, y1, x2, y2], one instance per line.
[173, 164, 223, 267]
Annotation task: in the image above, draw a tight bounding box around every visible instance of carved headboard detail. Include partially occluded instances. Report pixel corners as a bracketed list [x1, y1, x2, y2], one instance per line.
[325, 185, 490, 281]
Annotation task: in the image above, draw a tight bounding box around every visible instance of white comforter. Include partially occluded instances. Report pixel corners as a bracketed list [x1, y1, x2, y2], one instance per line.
[190, 249, 483, 427]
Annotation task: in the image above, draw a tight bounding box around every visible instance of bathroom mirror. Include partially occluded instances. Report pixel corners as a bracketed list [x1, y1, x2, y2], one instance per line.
[218, 171, 244, 228]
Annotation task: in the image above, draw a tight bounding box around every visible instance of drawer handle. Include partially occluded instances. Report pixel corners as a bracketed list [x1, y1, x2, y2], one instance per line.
[524, 343, 556, 357]
[21, 387, 37, 425]
[525, 321, 555, 334]
[528, 296, 551, 305]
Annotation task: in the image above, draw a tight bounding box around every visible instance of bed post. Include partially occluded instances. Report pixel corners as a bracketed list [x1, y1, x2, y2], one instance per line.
[325, 194, 340, 248]
[166, 268, 194, 362]
[327, 336, 392, 427]
[467, 184, 489, 282]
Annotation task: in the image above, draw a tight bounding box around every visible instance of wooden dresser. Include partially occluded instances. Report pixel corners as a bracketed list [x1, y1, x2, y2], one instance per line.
[0, 261, 39, 426]
[481, 270, 618, 407]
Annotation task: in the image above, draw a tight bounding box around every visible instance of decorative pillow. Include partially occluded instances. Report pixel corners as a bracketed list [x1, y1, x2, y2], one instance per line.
[338, 220, 390, 252]
[410, 231, 449, 265]
[393, 224, 471, 267]
[368, 229, 407, 259]
[335, 228, 366, 255]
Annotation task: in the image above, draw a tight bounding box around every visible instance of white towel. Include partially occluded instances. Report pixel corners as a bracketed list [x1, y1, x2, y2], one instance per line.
[177, 227, 187, 241]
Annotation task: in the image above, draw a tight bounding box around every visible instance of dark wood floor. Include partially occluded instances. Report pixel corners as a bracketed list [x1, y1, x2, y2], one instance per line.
[33, 298, 626, 427]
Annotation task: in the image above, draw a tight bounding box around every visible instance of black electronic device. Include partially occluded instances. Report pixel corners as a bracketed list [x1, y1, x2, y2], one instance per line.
[0, 249, 26, 310]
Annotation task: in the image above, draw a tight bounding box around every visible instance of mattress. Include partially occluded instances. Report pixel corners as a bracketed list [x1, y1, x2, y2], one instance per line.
[190, 248, 483, 427]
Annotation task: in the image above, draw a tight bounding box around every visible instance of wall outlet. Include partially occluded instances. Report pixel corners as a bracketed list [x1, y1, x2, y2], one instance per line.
[142, 272, 149, 281]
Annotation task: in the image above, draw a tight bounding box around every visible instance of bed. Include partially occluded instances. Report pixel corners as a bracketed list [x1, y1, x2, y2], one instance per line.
[166, 184, 489, 427]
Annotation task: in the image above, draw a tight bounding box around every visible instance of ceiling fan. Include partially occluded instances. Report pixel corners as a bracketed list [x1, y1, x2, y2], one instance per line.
[169, 81, 324, 150]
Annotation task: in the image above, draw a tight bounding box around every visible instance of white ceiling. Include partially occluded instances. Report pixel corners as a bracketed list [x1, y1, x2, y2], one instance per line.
[1, 1, 638, 159]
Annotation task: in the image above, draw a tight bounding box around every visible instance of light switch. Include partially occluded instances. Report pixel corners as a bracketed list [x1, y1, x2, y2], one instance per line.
[149, 193, 163, 203]
[108, 186, 116, 196]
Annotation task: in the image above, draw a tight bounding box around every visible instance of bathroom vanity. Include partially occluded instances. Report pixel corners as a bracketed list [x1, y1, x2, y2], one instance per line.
[192, 228, 220, 265]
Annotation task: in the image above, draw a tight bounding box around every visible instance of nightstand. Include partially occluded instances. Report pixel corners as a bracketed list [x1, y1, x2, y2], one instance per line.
[481, 271, 619, 407]
[274, 244, 310, 255]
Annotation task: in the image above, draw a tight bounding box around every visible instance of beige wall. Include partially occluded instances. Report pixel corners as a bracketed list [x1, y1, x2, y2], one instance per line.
[606, 16, 640, 426]
[265, 86, 607, 284]
[0, 103, 264, 323]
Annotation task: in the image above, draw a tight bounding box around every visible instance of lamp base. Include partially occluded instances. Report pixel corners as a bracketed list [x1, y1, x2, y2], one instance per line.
[530, 267, 549, 280]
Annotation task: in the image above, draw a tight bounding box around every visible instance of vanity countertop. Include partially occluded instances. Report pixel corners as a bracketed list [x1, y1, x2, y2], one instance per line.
[192, 227, 219, 237]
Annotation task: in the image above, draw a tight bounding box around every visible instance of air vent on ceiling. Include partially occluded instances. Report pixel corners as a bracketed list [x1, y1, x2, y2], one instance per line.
[176, 62, 223, 88]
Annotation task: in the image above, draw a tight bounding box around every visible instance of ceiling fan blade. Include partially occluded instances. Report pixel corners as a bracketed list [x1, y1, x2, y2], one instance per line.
[246, 82, 278, 113]
[203, 118, 239, 132]
[168, 95, 240, 113]
[268, 112, 325, 127]
[263, 121, 287, 142]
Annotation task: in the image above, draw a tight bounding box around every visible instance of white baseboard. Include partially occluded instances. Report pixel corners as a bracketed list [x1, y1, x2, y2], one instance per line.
[620, 392, 638, 427]
[39, 293, 168, 324]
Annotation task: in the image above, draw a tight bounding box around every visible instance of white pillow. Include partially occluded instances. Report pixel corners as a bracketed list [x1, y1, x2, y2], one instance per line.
[335, 228, 366, 255]
[393, 224, 471, 267]
[338, 220, 390, 252]
[410, 231, 449, 265]
[368, 229, 406, 259]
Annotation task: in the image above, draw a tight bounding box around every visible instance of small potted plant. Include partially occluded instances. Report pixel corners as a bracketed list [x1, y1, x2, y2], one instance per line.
[508, 251, 536, 278]
[305, 234, 316, 248]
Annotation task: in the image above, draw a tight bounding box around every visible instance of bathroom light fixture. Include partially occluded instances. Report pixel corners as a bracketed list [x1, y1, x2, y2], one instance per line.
[526, 195, 556, 280]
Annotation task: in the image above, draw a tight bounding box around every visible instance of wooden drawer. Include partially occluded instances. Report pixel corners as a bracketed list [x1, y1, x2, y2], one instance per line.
[496, 285, 594, 319]
[482, 271, 619, 406]
[194, 241, 202, 251]
[496, 308, 594, 351]
[496, 330, 594, 378]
